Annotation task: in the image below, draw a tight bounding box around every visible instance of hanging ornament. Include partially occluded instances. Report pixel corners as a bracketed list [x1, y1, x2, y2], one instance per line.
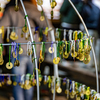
[7, 75, 12, 85]
[63, 41, 69, 59]
[70, 81, 76, 99]
[14, 43, 20, 67]
[18, 75, 21, 86]
[1, 26, 4, 40]
[51, 78, 54, 93]
[20, 74, 25, 88]
[19, 44, 23, 55]
[37, 0, 43, 5]
[78, 31, 83, 40]
[21, 30, 24, 38]
[53, 42, 60, 64]
[43, 27, 48, 36]
[39, 42, 45, 64]
[73, 31, 78, 40]
[0, 26, 4, 39]
[31, 74, 36, 86]
[47, 76, 51, 88]
[78, 40, 84, 61]
[71, 40, 77, 58]
[14, 0, 19, 11]
[55, 28, 61, 41]
[13, 76, 17, 86]
[80, 85, 85, 99]
[40, 10, 45, 21]
[6, 27, 10, 42]
[59, 41, 64, 55]
[22, 15, 29, 33]
[24, 74, 32, 90]
[90, 90, 97, 100]
[56, 77, 62, 93]
[27, 41, 32, 57]
[48, 42, 54, 54]
[10, 27, 18, 40]
[43, 75, 47, 85]
[39, 28, 43, 41]
[63, 29, 66, 41]
[0, 44, 4, 65]
[75, 83, 81, 100]
[85, 87, 90, 100]
[83, 39, 91, 64]
[12, 42, 16, 58]
[0, 4, 1, 11]
[50, 0, 57, 19]
[6, 44, 13, 69]
[65, 79, 70, 100]
[62, 78, 66, 86]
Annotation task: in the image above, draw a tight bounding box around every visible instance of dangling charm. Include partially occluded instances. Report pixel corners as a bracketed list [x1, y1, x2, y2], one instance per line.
[40, 10, 45, 21]
[6, 44, 13, 69]
[71, 40, 77, 58]
[13, 76, 17, 86]
[43, 75, 47, 85]
[19, 44, 23, 55]
[6, 27, 10, 42]
[7, 76, 12, 85]
[39, 42, 45, 64]
[48, 42, 54, 53]
[37, 0, 43, 5]
[65, 79, 69, 100]
[22, 15, 29, 33]
[14, 0, 19, 12]
[10, 27, 18, 40]
[0, 44, 4, 65]
[63, 41, 69, 59]
[50, 0, 57, 19]
[27, 41, 32, 57]
[53, 42, 60, 64]
[56, 77, 62, 93]
[63, 29, 66, 41]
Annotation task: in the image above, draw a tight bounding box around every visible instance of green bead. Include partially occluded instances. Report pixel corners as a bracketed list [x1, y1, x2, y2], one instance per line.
[51, 10, 53, 17]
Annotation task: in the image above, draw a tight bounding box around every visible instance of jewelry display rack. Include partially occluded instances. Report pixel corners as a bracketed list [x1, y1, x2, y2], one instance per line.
[0, 0, 100, 100]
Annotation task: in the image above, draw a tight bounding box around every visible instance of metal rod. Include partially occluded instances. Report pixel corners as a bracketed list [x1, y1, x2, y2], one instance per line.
[3, 26, 70, 32]
[1, 41, 58, 46]
[68, 0, 99, 93]
[20, 0, 40, 100]
[40, 5, 59, 100]
[0, 74, 19, 76]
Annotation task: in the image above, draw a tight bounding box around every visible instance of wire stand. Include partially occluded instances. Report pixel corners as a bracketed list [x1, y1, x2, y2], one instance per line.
[20, 0, 40, 100]
[40, 5, 59, 100]
[68, 0, 99, 93]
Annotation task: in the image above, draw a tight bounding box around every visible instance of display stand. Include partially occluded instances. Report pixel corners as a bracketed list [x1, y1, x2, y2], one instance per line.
[40, 5, 59, 100]
[0, 0, 99, 100]
[68, 0, 99, 93]
[20, 0, 40, 100]
[20, 1, 59, 100]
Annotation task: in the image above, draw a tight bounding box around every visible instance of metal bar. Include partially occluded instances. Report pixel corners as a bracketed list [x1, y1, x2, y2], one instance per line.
[1, 41, 58, 46]
[3, 26, 70, 32]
